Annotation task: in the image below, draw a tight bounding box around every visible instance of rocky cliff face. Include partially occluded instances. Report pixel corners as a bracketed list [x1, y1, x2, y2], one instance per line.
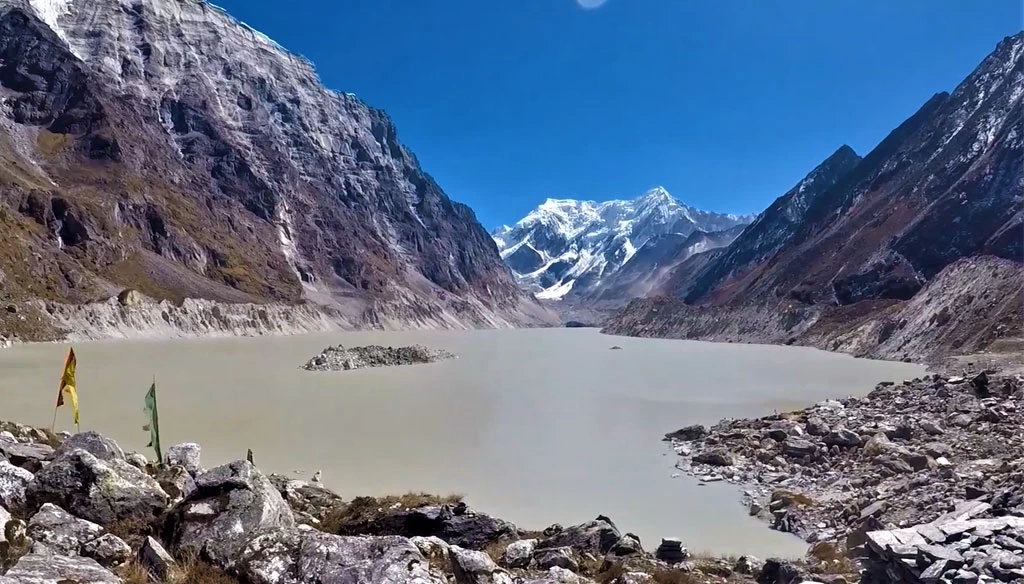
[0, 0, 551, 339]
[492, 187, 752, 301]
[606, 34, 1024, 361]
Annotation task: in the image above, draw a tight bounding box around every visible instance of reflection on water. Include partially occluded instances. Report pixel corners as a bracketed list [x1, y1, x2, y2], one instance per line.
[0, 328, 923, 557]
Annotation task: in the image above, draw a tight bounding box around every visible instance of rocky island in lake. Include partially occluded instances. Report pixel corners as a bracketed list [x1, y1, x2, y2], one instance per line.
[301, 345, 457, 372]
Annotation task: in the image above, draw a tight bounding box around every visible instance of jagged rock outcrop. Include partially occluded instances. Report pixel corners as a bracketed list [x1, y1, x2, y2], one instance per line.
[0, 0, 552, 342]
[25, 448, 169, 526]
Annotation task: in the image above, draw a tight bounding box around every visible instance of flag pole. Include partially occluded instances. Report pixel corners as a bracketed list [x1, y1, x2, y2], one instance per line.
[50, 404, 58, 433]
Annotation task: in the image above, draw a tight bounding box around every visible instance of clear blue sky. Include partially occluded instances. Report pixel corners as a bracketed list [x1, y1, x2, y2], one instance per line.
[213, 0, 1021, 228]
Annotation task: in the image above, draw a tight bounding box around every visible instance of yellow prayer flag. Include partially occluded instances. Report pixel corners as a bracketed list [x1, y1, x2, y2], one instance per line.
[55, 348, 79, 426]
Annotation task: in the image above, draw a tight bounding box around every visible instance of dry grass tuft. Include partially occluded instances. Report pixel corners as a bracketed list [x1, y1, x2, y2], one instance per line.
[174, 551, 241, 584]
[320, 492, 463, 535]
[105, 516, 154, 550]
[650, 566, 698, 584]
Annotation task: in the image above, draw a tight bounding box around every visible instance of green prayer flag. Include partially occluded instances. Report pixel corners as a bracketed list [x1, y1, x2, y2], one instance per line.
[143, 380, 162, 464]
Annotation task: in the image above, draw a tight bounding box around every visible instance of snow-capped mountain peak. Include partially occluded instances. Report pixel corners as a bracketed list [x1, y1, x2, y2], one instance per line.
[493, 188, 754, 300]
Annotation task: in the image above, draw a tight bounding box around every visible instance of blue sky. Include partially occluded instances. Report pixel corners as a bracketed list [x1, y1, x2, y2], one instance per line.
[214, 0, 1021, 228]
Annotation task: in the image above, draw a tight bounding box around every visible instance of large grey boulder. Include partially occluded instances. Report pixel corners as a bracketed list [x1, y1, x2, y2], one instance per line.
[25, 449, 169, 526]
[0, 442, 53, 471]
[81, 533, 132, 568]
[26, 503, 103, 556]
[534, 546, 578, 571]
[500, 538, 536, 569]
[166, 443, 202, 476]
[140, 536, 179, 581]
[340, 503, 516, 550]
[0, 459, 33, 512]
[2, 551, 122, 583]
[269, 474, 344, 523]
[164, 460, 294, 565]
[54, 431, 125, 462]
[237, 528, 445, 584]
[449, 544, 513, 584]
[537, 516, 623, 556]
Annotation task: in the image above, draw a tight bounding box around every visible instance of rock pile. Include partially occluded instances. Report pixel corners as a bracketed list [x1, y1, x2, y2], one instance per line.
[666, 370, 1023, 576]
[301, 344, 456, 371]
[862, 513, 1024, 583]
[0, 419, 817, 584]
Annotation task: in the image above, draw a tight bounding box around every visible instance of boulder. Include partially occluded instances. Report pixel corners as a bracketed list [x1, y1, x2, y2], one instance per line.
[534, 546, 578, 571]
[126, 453, 148, 469]
[340, 503, 516, 550]
[782, 438, 817, 459]
[757, 558, 803, 584]
[805, 417, 830, 437]
[823, 428, 862, 448]
[614, 573, 653, 584]
[26, 449, 169, 526]
[237, 529, 446, 584]
[863, 433, 895, 456]
[164, 460, 294, 566]
[269, 474, 344, 523]
[609, 532, 643, 557]
[152, 465, 196, 502]
[166, 443, 202, 476]
[663, 425, 706, 442]
[536, 516, 622, 556]
[0, 459, 34, 512]
[0, 442, 53, 471]
[140, 536, 179, 581]
[81, 533, 131, 567]
[54, 431, 125, 462]
[734, 555, 761, 575]
[26, 503, 103, 556]
[544, 566, 579, 583]
[654, 538, 687, 564]
[3, 552, 123, 583]
[501, 538, 536, 568]
[449, 544, 514, 584]
[693, 448, 734, 467]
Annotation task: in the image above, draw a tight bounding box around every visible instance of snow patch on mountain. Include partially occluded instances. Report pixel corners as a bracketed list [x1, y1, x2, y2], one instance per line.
[493, 187, 754, 300]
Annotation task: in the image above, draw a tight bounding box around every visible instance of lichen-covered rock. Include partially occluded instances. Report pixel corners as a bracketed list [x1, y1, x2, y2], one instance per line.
[0, 459, 34, 512]
[3, 551, 122, 583]
[449, 544, 513, 584]
[165, 443, 202, 476]
[25, 449, 169, 525]
[0, 442, 53, 472]
[269, 474, 343, 524]
[534, 546, 578, 572]
[140, 536, 179, 581]
[237, 529, 445, 584]
[151, 465, 196, 502]
[26, 503, 103, 556]
[81, 533, 131, 567]
[500, 538, 536, 569]
[125, 453, 148, 470]
[536, 516, 623, 557]
[164, 460, 294, 565]
[54, 431, 125, 462]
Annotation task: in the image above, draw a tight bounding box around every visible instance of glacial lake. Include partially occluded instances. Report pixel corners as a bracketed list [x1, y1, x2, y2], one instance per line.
[0, 328, 924, 557]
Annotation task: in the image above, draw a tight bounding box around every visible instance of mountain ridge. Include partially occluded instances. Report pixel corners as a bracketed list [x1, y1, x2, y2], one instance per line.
[0, 0, 556, 340]
[492, 187, 754, 301]
[605, 32, 1024, 362]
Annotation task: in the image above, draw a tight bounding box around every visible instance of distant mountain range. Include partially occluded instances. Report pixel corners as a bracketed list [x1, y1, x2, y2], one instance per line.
[492, 188, 753, 300]
[605, 33, 1024, 362]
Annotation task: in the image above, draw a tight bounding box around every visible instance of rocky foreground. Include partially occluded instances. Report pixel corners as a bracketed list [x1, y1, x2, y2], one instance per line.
[301, 344, 457, 371]
[665, 370, 1024, 584]
[0, 422, 845, 584]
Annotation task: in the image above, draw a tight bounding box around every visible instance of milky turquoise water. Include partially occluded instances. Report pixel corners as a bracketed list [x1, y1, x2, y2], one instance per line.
[0, 328, 923, 557]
